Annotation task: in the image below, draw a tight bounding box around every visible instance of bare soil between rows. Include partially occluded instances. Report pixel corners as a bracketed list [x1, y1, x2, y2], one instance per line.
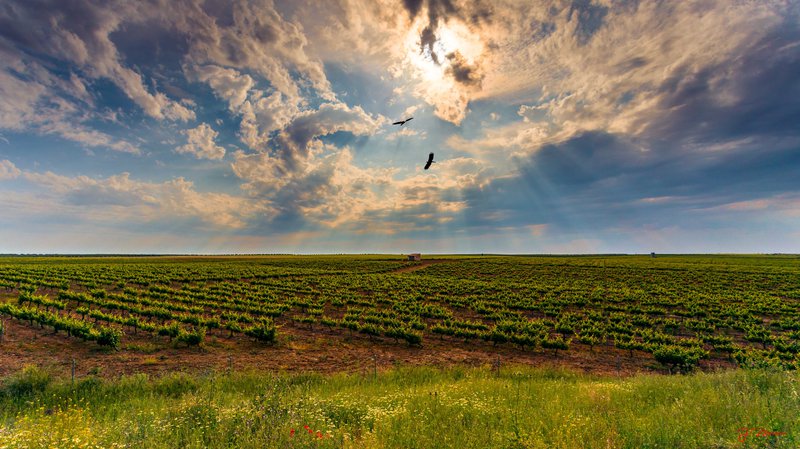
[0, 314, 735, 382]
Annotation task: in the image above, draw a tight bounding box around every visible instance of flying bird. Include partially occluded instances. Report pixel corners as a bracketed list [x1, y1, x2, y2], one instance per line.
[392, 117, 413, 126]
[424, 152, 435, 170]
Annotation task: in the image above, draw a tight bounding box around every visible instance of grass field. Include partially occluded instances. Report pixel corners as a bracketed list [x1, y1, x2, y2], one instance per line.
[1, 254, 799, 447]
[0, 365, 797, 448]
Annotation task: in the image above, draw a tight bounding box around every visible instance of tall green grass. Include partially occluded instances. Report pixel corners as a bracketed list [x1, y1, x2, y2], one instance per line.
[0, 365, 797, 448]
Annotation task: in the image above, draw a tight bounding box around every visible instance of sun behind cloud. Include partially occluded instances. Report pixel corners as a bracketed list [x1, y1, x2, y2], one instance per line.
[402, 16, 486, 124]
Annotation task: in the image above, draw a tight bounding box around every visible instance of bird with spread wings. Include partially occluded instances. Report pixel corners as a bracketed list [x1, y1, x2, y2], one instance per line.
[424, 152, 435, 170]
[392, 117, 413, 126]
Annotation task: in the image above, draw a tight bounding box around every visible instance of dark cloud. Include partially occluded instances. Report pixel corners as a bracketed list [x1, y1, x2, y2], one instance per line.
[276, 102, 379, 168]
[0, 0, 196, 121]
[419, 24, 440, 64]
[0, 0, 123, 70]
[454, 10, 800, 234]
[110, 22, 190, 69]
[568, 0, 609, 45]
[445, 50, 483, 87]
[425, 0, 458, 24]
[529, 20, 557, 42]
[460, 123, 800, 232]
[518, 132, 649, 191]
[640, 20, 800, 144]
[614, 56, 648, 74]
[403, 0, 424, 20]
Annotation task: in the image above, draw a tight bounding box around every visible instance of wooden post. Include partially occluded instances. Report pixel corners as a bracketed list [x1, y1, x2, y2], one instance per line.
[71, 358, 76, 385]
[228, 355, 233, 374]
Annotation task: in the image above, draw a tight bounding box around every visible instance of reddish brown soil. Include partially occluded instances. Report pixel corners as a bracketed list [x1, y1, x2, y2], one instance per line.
[0, 314, 736, 381]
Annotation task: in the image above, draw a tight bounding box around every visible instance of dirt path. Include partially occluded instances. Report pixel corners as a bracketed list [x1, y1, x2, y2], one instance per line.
[392, 259, 450, 274]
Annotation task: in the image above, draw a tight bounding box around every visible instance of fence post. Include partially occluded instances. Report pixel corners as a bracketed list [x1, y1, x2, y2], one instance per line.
[71, 358, 76, 385]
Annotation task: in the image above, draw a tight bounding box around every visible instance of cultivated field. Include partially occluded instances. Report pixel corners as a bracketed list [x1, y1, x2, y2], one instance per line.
[1, 254, 799, 377]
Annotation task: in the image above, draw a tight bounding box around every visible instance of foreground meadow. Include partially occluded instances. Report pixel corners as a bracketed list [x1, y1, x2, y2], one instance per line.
[0, 365, 797, 449]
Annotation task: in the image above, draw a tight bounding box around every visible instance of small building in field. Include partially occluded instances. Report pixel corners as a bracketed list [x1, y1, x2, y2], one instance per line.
[651, 252, 657, 258]
[407, 253, 421, 261]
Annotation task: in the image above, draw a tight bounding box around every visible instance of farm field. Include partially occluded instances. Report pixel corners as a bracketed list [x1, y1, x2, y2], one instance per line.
[1, 254, 799, 378]
[1, 254, 800, 448]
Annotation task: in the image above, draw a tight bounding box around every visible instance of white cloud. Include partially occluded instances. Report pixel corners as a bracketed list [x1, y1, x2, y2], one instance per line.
[46, 5, 194, 122]
[176, 123, 227, 160]
[278, 102, 384, 157]
[385, 128, 426, 141]
[186, 62, 384, 162]
[436, 0, 794, 178]
[238, 90, 300, 149]
[0, 160, 20, 180]
[19, 169, 263, 229]
[489, 1, 784, 136]
[175, 0, 335, 103]
[232, 144, 393, 225]
[0, 68, 47, 131]
[39, 120, 141, 155]
[231, 143, 488, 231]
[189, 65, 255, 111]
[700, 195, 800, 216]
[0, 60, 141, 155]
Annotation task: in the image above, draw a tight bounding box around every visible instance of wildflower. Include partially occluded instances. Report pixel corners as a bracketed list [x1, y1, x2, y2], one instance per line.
[290, 428, 295, 437]
[316, 431, 323, 439]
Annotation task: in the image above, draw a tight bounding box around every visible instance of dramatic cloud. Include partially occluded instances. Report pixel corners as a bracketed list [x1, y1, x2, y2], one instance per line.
[232, 145, 392, 227]
[174, 0, 335, 103]
[278, 102, 383, 159]
[0, 59, 141, 154]
[0, 0, 194, 122]
[229, 100, 385, 221]
[1, 0, 799, 253]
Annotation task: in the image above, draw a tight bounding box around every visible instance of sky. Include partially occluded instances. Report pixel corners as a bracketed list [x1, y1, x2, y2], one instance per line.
[1, 0, 799, 254]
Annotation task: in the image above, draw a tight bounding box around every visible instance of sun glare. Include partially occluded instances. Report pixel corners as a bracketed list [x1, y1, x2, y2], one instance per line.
[405, 19, 484, 85]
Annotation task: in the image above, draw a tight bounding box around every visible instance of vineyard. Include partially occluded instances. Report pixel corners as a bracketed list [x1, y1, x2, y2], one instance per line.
[1, 254, 799, 376]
